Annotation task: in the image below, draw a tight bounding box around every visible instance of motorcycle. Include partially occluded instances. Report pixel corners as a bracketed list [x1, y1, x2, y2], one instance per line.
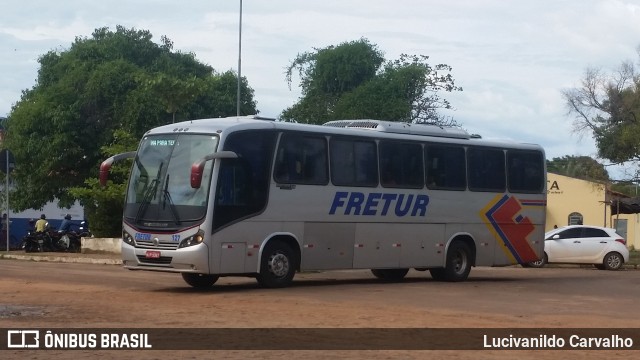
[22, 222, 83, 253]
[21, 218, 92, 253]
[21, 230, 45, 253]
[77, 220, 92, 238]
[47, 228, 82, 253]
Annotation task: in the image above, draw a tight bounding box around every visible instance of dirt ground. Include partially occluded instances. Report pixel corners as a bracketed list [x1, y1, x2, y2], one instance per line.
[1, 257, 638, 359]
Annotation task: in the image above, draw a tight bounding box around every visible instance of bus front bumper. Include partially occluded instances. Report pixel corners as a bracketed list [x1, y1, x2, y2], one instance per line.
[121, 242, 210, 274]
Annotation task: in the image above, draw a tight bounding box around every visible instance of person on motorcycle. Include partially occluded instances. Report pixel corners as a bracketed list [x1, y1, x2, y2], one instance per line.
[35, 214, 48, 232]
[59, 214, 73, 232]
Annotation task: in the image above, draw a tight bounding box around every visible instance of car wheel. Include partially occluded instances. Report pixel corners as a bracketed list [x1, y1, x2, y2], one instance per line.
[181, 273, 219, 288]
[527, 253, 547, 268]
[603, 252, 624, 271]
[371, 268, 409, 281]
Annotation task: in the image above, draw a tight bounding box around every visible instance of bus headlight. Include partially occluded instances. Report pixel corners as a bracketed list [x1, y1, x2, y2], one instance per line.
[179, 230, 204, 248]
[122, 231, 135, 246]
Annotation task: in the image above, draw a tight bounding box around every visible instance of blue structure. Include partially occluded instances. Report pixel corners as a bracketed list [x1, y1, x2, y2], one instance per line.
[1, 201, 85, 250]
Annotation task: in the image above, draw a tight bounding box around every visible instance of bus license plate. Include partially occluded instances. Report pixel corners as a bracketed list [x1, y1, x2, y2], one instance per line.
[145, 250, 161, 259]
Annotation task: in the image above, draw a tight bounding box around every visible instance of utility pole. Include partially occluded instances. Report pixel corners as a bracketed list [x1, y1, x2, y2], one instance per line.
[237, 0, 243, 117]
[4, 149, 8, 252]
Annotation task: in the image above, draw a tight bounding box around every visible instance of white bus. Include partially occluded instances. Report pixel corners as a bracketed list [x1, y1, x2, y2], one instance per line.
[100, 116, 546, 288]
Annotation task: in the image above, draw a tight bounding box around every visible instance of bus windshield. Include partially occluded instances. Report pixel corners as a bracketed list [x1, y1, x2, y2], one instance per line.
[124, 134, 219, 228]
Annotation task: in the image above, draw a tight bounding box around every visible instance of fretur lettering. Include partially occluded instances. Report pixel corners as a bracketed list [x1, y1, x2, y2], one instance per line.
[329, 191, 429, 217]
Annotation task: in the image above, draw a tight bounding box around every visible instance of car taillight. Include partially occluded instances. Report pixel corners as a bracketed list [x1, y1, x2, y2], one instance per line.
[615, 238, 626, 245]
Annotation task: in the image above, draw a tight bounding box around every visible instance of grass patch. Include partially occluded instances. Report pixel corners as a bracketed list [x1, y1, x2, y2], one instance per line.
[629, 250, 640, 266]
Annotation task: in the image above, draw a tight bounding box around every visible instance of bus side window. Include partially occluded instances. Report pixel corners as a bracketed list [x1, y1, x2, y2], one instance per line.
[379, 141, 423, 188]
[507, 150, 544, 193]
[214, 130, 276, 230]
[330, 138, 378, 187]
[216, 159, 251, 206]
[425, 144, 466, 190]
[468, 148, 505, 192]
[274, 133, 328, 185]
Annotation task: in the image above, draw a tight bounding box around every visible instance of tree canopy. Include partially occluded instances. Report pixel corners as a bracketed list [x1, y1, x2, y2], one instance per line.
[547, 155, 610, 182]
[281, 38, 462, 125]
[4, 26, 256, 218]
[563, 47, 640, 177]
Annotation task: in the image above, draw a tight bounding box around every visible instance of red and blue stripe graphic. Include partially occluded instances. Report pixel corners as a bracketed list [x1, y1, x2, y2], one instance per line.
[519, 199, 546, 207]
[482, 194, 539, 263]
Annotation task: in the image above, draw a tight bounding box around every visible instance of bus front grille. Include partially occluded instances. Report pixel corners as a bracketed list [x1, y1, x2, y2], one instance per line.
[135, 240, 180, 250]
[136, 255, 173, 265]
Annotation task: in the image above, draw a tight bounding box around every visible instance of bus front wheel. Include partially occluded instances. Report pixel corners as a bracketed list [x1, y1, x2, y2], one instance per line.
[257, 241, 297, 288]
[429, 241, 472, 282]
[182, 273, 219, 288]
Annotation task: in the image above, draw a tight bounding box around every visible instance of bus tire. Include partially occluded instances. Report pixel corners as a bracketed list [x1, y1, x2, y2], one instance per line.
[429, 268, 445, 281]
[257, 241, 296, 288]
[430, 241, 472, 282]
[182, 273, 219, 288]
[371, 268, 409, 281]
[527, 253, 547, 268]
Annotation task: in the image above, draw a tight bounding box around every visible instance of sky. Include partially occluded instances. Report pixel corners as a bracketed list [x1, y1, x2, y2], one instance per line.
[1, 0, 640, 179]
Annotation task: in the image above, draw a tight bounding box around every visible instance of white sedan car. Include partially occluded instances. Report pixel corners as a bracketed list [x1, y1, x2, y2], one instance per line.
[528, 225, 629, 270]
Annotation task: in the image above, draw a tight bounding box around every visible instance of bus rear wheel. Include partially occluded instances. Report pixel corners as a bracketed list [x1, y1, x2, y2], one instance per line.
[182, 273, 219, 288]
[371, 268, 409, 282]
[429, 241, 472, 282]
[257, 241, 297, 288]
[527, 253, 547, 268]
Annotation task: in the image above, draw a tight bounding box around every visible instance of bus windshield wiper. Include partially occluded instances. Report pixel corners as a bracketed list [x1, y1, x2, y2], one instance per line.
[162, 174, 181, 225]
[135, 162, 163, 223]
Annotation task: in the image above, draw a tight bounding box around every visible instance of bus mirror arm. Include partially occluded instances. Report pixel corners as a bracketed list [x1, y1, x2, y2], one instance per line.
[191, 151, 239, 189]
[99, 151, 136, 187]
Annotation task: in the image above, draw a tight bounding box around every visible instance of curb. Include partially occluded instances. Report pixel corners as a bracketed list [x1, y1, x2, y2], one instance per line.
[0, 253, 121, 265]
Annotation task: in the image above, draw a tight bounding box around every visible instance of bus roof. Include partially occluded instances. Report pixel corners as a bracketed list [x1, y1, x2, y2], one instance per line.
[144, 115, 544, 151]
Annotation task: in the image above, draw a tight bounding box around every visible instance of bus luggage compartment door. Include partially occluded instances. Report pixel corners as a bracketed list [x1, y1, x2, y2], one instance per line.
[301, 222, 355, 270]
[219, 242, 246, 273]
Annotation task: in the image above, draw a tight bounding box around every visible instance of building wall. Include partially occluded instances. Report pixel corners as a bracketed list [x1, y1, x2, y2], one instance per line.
[618, 213, 640, 250]
[547, 173, 639, 250]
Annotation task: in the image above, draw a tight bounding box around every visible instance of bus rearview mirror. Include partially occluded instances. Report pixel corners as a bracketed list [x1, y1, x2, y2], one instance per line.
[99, 151, 136, 187]
[191, 151, 239, 189]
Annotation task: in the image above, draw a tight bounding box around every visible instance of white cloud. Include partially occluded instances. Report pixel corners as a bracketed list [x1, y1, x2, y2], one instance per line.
[1, 0, 639, 177]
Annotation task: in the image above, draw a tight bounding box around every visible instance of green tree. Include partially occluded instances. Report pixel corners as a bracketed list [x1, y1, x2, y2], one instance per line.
[547, 155, 610, 182]
[610, 181, 640, 197]
[4, 25, 256, 223]
[563, 49, 640, 178]
[68, 129, 135, 237]
[140, 73, 205, 123]
[282, 38, 462, 125]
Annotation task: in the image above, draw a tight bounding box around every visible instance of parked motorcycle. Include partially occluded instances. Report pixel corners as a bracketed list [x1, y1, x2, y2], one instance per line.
[77, 221, 92, 238]
[47, 228, 81, 253]
[22, 230, 46, 252]
[21, 222, 82, 253]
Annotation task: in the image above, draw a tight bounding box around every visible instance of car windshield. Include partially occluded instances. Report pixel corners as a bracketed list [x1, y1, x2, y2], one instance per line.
[124, 134, 219, 228]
